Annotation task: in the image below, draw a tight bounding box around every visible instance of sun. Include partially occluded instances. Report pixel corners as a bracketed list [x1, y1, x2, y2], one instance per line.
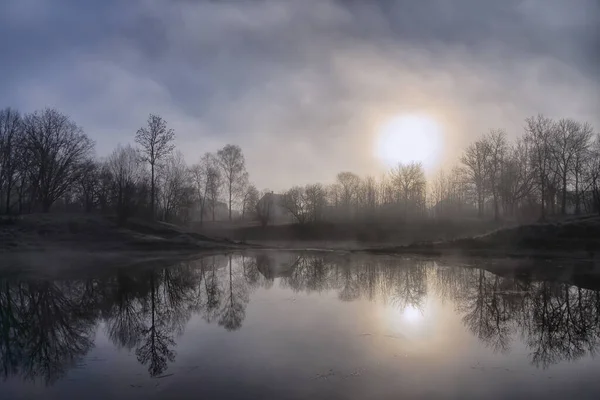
[375, 114, 443, 169]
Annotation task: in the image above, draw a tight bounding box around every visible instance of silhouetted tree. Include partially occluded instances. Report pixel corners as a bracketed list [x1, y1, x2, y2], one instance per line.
[0, 107, 23, 214]
[107, 144, 144, 223]
[135, 114, 175, 219]
[21, 108, 94, 212]
[217, 144, 248, 221]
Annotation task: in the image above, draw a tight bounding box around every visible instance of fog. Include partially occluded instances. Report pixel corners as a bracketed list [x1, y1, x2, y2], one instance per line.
[1, 0, 598, 190]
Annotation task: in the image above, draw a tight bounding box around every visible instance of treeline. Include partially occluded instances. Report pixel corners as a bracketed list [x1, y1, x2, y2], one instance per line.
[273, 115, 599, 225]
[1, 107, 598, 226]
[0, 107, 253, 224]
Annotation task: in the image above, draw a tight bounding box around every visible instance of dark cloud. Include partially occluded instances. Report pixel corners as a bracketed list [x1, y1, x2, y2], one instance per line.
[1, 0, 598, 189]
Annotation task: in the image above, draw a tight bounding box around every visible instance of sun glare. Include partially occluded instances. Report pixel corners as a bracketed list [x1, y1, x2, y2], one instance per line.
[375, 114, 443, 169]
[386, 304, 424, 332]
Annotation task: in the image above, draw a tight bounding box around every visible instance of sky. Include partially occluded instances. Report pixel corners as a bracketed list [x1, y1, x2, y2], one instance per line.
[1, 0, 599, 191]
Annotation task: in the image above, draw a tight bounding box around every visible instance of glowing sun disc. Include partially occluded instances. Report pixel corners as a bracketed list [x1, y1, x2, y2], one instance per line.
[375, 114, 443, 169]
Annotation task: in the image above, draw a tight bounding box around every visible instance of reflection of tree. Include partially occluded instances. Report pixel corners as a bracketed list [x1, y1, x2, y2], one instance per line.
[3, 253, 600, 386]
[458, 271, 513, 353]
[218, 256, 250, 331]
[135, 272, 176, 377]
[436, 265, 600, 367]
[523, 283, 600, 368]
[0, 280, 96, 385]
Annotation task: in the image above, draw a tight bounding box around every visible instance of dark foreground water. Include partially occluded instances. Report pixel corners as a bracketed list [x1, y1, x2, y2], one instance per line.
[1, 252, 600, 400]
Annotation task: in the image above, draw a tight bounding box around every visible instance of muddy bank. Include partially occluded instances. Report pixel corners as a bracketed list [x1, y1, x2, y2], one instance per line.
[0, 214, 248, 274]
[362, 215, 600, 260]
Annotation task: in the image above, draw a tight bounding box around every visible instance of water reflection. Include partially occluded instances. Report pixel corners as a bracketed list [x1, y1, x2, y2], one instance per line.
[1, 252, 599, 386]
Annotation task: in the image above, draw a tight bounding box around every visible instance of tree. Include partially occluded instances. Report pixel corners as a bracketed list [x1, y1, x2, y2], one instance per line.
[525, 115, 555, 220]
[22, 108, 94, 212]
[281, 186, 309, 224]
[190, 153, 212, 226]
[485, 130, 508, 221]
[158, 152, 192, 223]
[498, 138, 535, 218]
[304, 183, 327, 222]
[241, 184, 259, 221]
[572, 125, 593, 214]
[586, 134, 600, 214]
[78, 159, 100, 213]
[461, 137, 491, 218]
[135, 114, 175, 219]
[0, 107, 23, 214]
[217, 144, 248, 221]
[206, 162, 222, 222]
[390, 162, 427, 218]
[107, 145, 144, 223]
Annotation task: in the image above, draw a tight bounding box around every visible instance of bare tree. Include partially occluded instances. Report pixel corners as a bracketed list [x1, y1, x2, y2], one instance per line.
[206, 164, 222, 222]
[304, 183, 327, 222]
[585, 134, 600, 214]
[485, 130, 508, 221]
[568, 121, 593, 214]
[22, 108, 94, 212]
[217, 144, 248, 221]
[241, 184, 259, 221]
[135, 114, 175, 219]
[107, 145, 144, 223]
[281, 186, 309, 224]
[336, 172, 360, 217]
[390, 162, 427, 218]
[0, 108, 23, 214]
[461, 137, 491, 218]
[158, 152, 192, 223]
[78, 159, 100, 213]
[499, 138, 535, 218]
[190, 153, 220, 225]
[525, 115, 555, 220]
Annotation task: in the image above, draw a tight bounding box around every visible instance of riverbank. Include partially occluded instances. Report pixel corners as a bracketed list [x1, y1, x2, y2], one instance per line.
[364, 214, 600, 260]
[0, 214, 242, 274]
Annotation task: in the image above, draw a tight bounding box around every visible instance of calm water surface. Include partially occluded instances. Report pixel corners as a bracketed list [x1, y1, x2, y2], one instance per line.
[1, 252, 600, 399]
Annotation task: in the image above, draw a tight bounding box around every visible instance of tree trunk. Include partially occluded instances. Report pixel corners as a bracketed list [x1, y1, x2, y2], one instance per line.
[575, 172, 580, 214]
[150, 163, 155, 220]
[228, 182, 232, 221]
[561, 174, 567, 215]
[540, 179, 546, 220]
[42, 199, 52, 213]
[493, 192, 499, 221]
[5, 180, 11, 214]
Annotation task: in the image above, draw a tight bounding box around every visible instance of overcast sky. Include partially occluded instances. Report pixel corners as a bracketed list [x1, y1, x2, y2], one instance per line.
[1, 0, 598, 190]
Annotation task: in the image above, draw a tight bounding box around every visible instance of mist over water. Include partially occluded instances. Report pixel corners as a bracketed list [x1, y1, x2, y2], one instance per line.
[2, 252, 600, 399]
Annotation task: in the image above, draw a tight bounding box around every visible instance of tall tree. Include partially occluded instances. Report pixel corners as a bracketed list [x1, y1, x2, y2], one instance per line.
[390, 162, 427, 218]
[525, 115, 555, 220]
[135, 114, 175, 219]
[217, 144, 248, 221]
[281, 186, 309, 224]
[498, 138, 535, 217]
[241, 184, 259, 221]
[107, 144, 144, 223]
[158, 152, 191, 223]
[461, 137, 491, 218]
[0, 108, 23, 214]
[485, 130, 508, 221]
[22, 108, 94, 212]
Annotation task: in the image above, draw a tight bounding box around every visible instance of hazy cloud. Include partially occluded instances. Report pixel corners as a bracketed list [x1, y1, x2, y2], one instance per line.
[1, 0, 598, 189]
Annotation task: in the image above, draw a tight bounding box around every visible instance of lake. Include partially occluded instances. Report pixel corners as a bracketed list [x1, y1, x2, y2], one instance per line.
[1, 251, 599, 399]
